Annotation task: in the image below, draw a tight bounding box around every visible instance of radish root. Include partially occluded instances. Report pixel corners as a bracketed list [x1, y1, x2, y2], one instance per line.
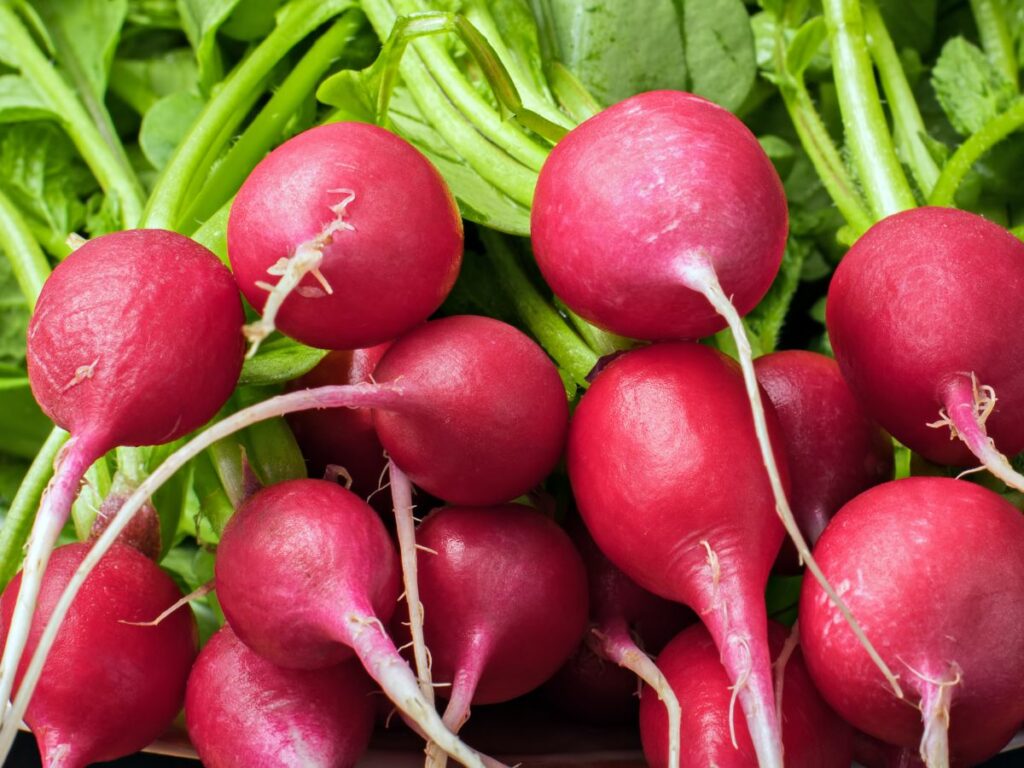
[933, 374, 1024, 492]
[119, 581, 214, 627]
[675, 250, 904, 700]
[243, 189, 354, 357]
[772, 621, 800, 727]
[915, 662, 962, 768]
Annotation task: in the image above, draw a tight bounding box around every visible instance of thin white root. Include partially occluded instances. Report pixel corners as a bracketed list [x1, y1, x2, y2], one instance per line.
[726, 634, 752, 751]
[916, 663, 962, 768]
[772, 621, 800, 728]
[674, 251, 903, 701]
[119, 581, 214, 627]
[243, 189, 354, 358]
[65, 233, 87, 250]
[323, 464, 354, 489]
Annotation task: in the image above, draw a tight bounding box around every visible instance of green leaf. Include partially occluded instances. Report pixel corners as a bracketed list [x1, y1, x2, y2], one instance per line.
[877, 0, 937, 55]
[785, 16, 826, 78]
[683, 0, 757, 111]
[539, 0, 688, 106]
[152, 460, 195, 560]
[238, 336, 328, 386]
[109, 49, 199, 115]
[0, 377, 51, 459]
[126, 0, 181, 29]
[0, 454, 29, 517]
[176, 0, 244, 93]
[221, 0, 286, 40]
[0, 75, 53, 123]
[931, 36, 1016, 136]
[139, 90, 206, 170]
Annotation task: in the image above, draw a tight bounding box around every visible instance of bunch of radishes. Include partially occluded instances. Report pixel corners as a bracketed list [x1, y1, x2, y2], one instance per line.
[2, 84, 1024, 768]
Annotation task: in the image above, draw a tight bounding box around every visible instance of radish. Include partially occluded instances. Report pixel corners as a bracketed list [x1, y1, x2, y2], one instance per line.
[754, 350, 894, 572]
[543, 644, 646, 724]
[827, 206, 1024, 490]
[406, 504, 587, 765]
[571, 521, 691, 767]
[530, 89, 892, 700]
[0, 229, 243, 728]
[0, 542, 197, 768]
[186, 625, 375, 768]
[5, 315, 568, 757]
[228, 121, 462, 355]
[285, 344, 391, 502]
[799, 477, 1024, 766]
[855, 732, 925, 768]
[213, 478, 491, 767]
[639, 622, 853, 768]
[569, 341, 787, 767]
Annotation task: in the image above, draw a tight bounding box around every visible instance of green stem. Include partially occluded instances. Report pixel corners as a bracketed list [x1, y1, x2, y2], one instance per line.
[863, 1, 939, 196]
[0, 427, 69, 591]
[821, 0, 917, 219]
[970, 0, 1018, 90]
[143, 0, 357, 230]
[0, 5, 145, 227]
[478, 229, 597, 387]
[0, 190, 50, 309]
[548, 61, 600, 123]
[558, 303, 634, 356]
[182, 12, 366, 229]
[929, 97, 1024, 207]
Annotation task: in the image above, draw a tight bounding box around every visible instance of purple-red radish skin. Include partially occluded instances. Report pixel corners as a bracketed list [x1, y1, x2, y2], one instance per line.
[799, 477, 1024, 765]
[87, 490, 161, 561]
[639, 622, 853, 768]
[228, 122, 462, 351]
[0, 543, 197, 768]
[827, 206, 1024, 466]
[186, 626, 375, 768]
[569, 342, 787, 765]
[754, 351, 893, 572]
[413, 505, 589, 710]
[373, 316, 569, 506]
[531, 90, 787, 341]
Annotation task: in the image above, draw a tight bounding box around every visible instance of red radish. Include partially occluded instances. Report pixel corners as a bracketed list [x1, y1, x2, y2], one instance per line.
[639, 622, 853, 768]
[854, 731, 925, 768]
[827, 206, 1024, 489]
[0, 229, 242, 728]
[754, 350, 893, 572]
[571, 521, 691, 766]
[408, 504, 587, 761]
[228, 121, 462, 354]
[11, 315, 568, 757]
[530, 90, 891, 702]
[186, 625, 375, 768]
[799, 477, 1024, 766]
[569, 341, 787, 767]
[0, 542, 197, 768]
[543, 644, 645, 724]
[212, 478, 489, 767]
[286, 344, 391, 501]
[87, 475, 162, 561]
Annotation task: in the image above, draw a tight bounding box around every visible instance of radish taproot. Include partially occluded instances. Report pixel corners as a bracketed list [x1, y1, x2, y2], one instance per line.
[0, 229, 243, 729]
[228, 121, 462, 355]
[639, 622, 853, 768]
[754, 350, 893, 572]
[569, 342, 787, 767]
[214, 478, 491, 767]
[827, 206, 1024, 490]
[186, 625, 375, 768]
[799, 477, 1024, 766]
[408, 504, 588, 766]
[13, 316, 566, 765]
[530, 89, 894, 700]
[0, 543, 197, 768]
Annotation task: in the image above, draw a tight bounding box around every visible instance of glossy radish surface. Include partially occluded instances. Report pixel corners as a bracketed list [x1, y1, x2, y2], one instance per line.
[228, 121, 462, 351]
[799, 477, 1024, 766]
[0, 543, 197, 768]
[639, 622, 852, 768]
[570, 341, 786, 767]
[186, 625, 375, 768]
[755, 350, 893, 571]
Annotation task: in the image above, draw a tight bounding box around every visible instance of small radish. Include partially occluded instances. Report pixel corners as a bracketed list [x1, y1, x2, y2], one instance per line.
[213, 478, 489, 768]
[285, 344, 391, 502]
[754, 350, 893, 572]
[0, 542, 197, 768]
[407, 504, 587, 766]
[827, 206, 1024, 489]
[799, 477, 1024, 766]
[0, 229, 242, 728]
[186, 625, 375, 768]
[569, 341, 787, 767]
[639, 622, 853, 768]
[571, 522, 691, 767]
[228, 121, 462, 354]
[8, 315, 568, 757]
[530, 90, 890, 700]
